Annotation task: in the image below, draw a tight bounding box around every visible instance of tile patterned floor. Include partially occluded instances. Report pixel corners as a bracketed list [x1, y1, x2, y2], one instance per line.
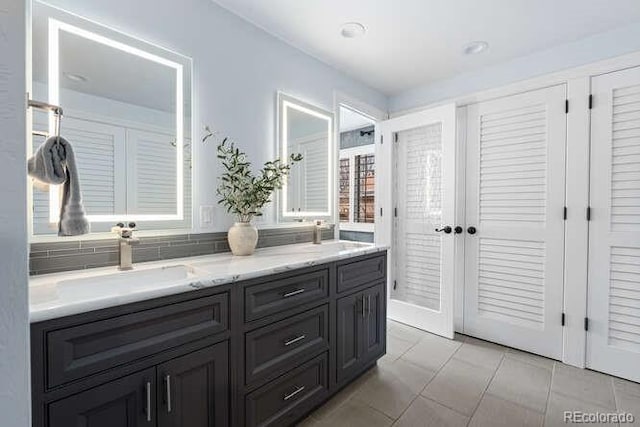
[299, 320, 640, 427]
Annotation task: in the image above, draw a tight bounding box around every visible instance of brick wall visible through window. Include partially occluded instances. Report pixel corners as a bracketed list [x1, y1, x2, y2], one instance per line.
[355, 154, 375, 223]
[339, 158, 350, 222]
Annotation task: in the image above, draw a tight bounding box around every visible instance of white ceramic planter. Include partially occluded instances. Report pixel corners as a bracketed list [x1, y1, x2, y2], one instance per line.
[227, 222, 259, 256]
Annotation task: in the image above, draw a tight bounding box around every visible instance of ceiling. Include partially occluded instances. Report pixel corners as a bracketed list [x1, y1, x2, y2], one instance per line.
[211, 0, 640, 95]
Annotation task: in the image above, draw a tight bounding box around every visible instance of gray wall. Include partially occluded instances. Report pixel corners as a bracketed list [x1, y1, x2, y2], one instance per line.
[40, 0, 388, 232]
[390, 22, 640, 112]
[0, 0, 30, 425]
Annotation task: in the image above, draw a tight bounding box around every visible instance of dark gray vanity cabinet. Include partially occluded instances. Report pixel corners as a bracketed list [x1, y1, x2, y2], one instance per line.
[157, 342, 229, 427]
[31, 251, 387, 427]
[48, 367, 157, 427]
[336, 282, 386, 385]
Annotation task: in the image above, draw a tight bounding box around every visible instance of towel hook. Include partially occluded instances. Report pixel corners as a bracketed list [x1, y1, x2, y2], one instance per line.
[28, 98, 63, 139]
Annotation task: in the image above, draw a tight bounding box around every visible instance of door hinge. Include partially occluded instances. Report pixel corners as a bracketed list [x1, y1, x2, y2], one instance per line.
[586, 206, 591, 221]
[561, 312, 566, 326]
[394, 207, 397, 217]
[380, 135, 384, 145]
[563, 206, 567, 220]
[565, 99, 569, 114]
[380, 207, 383, 217]
[393, 280, 397, 290]
[394, 133, 399, 143]
[584, 317, 589, 331]
[589, 94, 593, 110]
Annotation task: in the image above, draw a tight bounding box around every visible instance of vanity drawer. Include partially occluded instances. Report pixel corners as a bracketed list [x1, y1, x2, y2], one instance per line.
[337, 253, 386, 293]
[245, 305, 329, 385]
[46, 292, 228, 389]
[245, 353, 329, 427]
[244, 269, 328, 322]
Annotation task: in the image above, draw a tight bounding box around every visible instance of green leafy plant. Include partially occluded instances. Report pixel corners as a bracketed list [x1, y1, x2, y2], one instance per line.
[215, 137, 303, 223]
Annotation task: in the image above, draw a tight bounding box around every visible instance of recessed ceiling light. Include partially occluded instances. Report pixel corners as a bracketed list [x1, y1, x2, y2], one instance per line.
[63, 72, 88, 83]
[341, 22, 366, 39]
[463, 41, 489, 55]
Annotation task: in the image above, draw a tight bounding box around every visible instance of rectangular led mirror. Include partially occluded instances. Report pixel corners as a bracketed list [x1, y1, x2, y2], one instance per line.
[278, 93, 334, 221]
[31, 2, 192, 235]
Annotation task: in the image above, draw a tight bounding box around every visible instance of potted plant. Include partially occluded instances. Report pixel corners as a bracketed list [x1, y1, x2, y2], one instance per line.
[216, 137, 303, 256]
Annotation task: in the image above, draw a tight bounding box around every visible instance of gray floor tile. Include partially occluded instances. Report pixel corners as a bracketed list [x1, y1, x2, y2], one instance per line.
[613, 379, 640, 427]
[386, 334, 417, 361]
[487, 357, 551, 413]
[400, 333, 461, 372]
[311, 369, 373, 420]
[552, 363, 616, 410]
[315, 399, 394, 427]
[422, 358, 495, 416]
[504, 347, 555, 371]
[353, 365, 417, 419]
[378, 358, 436, 395]
[394, 396, 469, 427]
[387, 321, 427, 344]
[469, 394, 543, 427]
[545, 391, 619, 427]
[453, 338, 505, 371]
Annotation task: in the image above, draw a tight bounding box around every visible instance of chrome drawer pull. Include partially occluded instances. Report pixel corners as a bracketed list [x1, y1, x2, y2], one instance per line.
[165, 374, 172, 413]
[283, 385, 305, 401]
[145, 381, 152, 422]
[284, 334, 306, 346]
[283, 288, 305, 298]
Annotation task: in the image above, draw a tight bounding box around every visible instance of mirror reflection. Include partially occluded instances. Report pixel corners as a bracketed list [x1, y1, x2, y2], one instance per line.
[279, 94, 333, 219]
[31, 2, 192, 234]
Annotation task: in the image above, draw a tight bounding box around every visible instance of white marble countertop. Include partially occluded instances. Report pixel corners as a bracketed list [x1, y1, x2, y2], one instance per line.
[29, 241, 388, 323]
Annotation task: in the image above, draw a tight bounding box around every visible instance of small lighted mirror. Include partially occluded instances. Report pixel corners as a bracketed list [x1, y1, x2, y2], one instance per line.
[278, 93, 334, 221]
[31, 2, 192, 235]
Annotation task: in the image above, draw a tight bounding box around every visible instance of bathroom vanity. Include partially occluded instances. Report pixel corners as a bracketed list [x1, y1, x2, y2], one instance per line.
[29, 242, 388, 427]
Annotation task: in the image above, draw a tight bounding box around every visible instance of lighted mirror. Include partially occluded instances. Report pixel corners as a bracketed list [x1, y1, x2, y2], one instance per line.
[278, 93, 334, 220]
[31, 2, 192, 235]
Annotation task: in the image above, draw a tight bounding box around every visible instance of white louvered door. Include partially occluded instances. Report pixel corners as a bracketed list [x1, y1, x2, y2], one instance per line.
[464, 86, 567, 359]
[127, 129, 178, 216]
[587, 67, 640, 382]
[384, 104, 456, 339]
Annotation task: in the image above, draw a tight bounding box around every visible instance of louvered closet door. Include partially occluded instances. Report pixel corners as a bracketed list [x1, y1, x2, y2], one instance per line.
[127, 129, 179, 216]
[464, 85, 567, 359]
[587, 67, 640, 382]
[385, 104, 456, 339]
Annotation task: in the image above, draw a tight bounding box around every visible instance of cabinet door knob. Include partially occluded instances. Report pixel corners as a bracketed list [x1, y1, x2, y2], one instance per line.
[467, 226, 477, 235]
[454, 226, 463, 234]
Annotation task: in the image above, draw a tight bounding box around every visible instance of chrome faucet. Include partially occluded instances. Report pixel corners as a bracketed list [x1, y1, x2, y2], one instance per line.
[312, 220, 329, 244]
[111, 222, 139, 270]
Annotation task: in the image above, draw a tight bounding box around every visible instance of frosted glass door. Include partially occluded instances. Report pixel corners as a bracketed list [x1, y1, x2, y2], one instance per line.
[587, 66, 640, 382]
[382, 104, 456, 339]
[463, 85, 567, 359]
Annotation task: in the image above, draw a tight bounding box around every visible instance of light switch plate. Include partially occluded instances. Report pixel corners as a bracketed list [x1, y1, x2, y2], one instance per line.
[200, 205, 215, 227]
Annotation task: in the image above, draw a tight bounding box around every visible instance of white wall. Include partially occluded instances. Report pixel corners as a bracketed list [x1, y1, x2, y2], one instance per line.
[0, 0, 30, 425]
[390, 22, 640, 113]
[40, 0, 387, 231]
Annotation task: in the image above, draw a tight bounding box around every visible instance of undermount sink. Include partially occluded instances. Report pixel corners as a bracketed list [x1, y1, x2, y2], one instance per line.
[54, 264, 200, 301]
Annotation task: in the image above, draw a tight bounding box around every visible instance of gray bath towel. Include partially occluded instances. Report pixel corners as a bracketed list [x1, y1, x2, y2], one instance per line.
[28, 136, 90, 236]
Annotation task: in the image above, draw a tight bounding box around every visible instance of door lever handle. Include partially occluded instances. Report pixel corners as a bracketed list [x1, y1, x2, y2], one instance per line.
[435, 226, 452, 234]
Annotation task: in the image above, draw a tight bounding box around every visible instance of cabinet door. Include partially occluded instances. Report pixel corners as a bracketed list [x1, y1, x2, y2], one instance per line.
[336, 291, 363, 384]
[157, 342, 229, 427]
[48, 368, 156, 427]
[363, 283, 386, 363]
